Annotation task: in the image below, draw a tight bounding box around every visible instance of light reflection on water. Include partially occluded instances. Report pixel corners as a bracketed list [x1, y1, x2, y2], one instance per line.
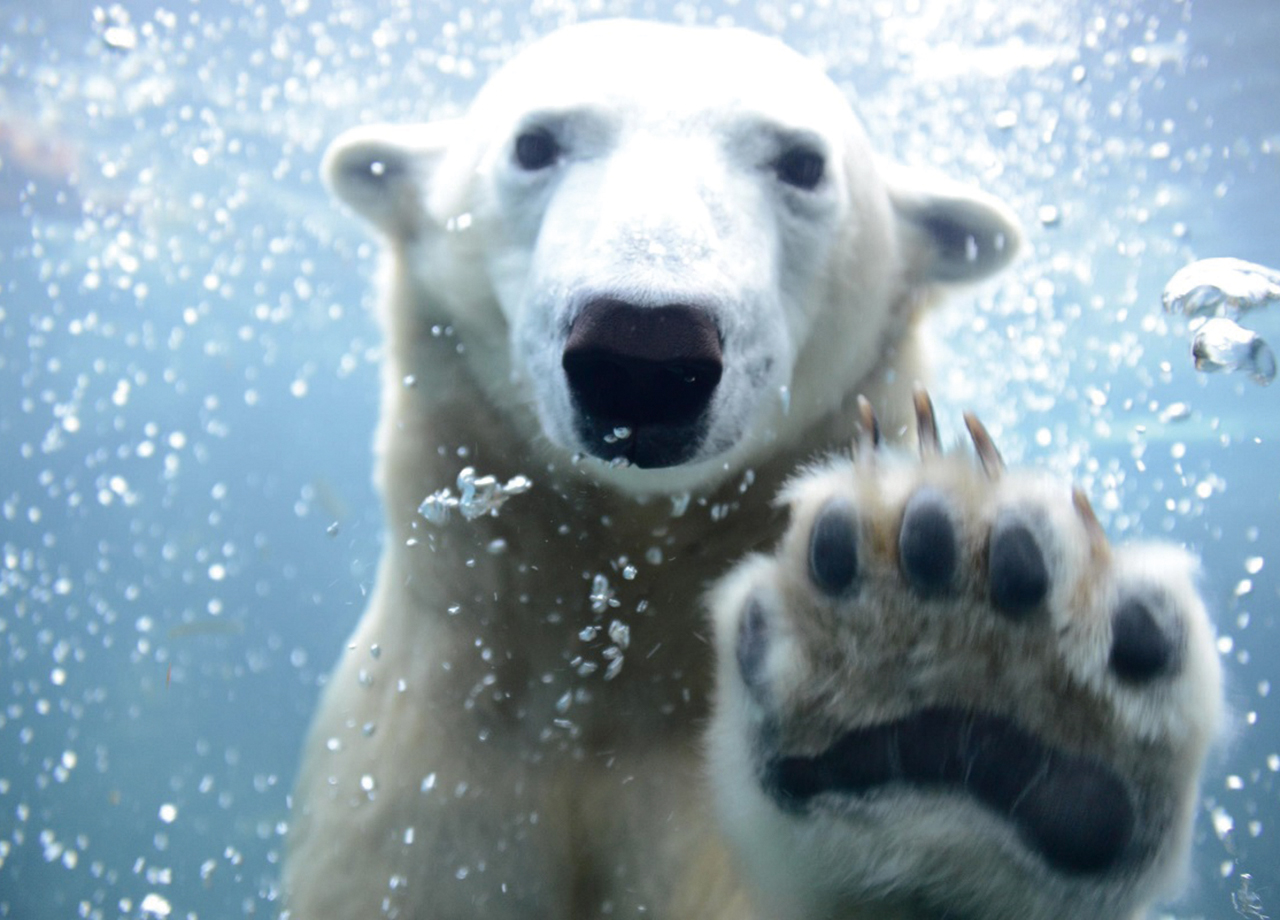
[1, 1, 1278, 918]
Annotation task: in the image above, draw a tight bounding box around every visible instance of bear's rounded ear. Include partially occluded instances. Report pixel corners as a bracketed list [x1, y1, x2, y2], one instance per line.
[881, 160, 1022, 286]
[321, 121, 461, 239]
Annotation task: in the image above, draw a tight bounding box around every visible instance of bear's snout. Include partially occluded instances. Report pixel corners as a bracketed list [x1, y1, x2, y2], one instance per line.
[562, 300, 723, 469]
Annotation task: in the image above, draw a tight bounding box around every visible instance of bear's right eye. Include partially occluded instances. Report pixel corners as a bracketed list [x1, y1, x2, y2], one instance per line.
[775, 146, 826, 191]
[514, 128, 561, 171]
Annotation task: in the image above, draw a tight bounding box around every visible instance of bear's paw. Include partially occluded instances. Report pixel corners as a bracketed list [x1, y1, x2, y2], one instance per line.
[708, 392, 1222, 920]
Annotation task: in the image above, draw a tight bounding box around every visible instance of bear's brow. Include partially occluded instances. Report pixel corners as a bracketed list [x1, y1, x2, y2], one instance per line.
[511, 107, 618, 147]
[722, 118, 830, 163]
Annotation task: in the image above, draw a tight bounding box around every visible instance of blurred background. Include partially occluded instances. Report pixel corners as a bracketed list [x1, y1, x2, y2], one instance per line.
[1, 0, 1277, 916]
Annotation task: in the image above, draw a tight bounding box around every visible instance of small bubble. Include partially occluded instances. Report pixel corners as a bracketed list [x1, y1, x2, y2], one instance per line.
[591, 574, 620, 612]
[1158, 402, 1191, 424]
[1211, 806, 1234, 840]
[360, 774, 376, 792]
[139, 893, 171, 919]
[607, 620, 630, 650]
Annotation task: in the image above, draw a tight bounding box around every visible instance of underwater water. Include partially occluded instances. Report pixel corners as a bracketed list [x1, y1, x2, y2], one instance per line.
[1, 0, 1278, 917]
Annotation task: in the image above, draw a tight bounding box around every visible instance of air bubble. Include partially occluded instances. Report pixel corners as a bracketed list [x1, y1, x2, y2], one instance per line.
[139, 893, 171, 918]
[1191, 318, 1276, 385]
[607, 620, 630, 649]
[589, 574, 618, 613]
[417, 468, 532, 524]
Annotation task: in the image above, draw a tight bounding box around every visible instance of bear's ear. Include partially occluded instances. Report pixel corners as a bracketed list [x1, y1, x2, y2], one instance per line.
[881, 161, 1022, 285]
[321, 121, 461, 238]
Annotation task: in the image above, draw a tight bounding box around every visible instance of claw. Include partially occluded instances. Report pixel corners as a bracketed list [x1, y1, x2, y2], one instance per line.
[852, 395, 881, 458]
[1072, 486, 1111, 561]
[962, 412, 1005, 478]
[913, 387, 940, 456]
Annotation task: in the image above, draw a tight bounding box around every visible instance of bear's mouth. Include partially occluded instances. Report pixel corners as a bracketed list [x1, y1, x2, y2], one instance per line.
[561, 299, 723, 469]
[763, 706, 1135, 876]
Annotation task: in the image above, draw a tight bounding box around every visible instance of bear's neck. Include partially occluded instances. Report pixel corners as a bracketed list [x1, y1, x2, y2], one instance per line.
[362, 288, 905, 746]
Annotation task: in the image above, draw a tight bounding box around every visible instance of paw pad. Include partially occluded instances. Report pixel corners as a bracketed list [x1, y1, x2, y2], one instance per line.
[1109, 596, 1179, 682]
[898, 487, 958, 597]
[988, 513, 1050, 619]
[807, 498, 858, 596]
[767, 708, 1134, 875]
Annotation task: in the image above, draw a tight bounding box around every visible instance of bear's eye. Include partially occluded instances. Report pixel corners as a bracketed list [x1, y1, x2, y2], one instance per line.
[514, 128, 561, 171]
[775, 146, 826, 191]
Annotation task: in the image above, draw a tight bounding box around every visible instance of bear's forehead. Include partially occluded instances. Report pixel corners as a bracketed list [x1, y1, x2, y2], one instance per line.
[469, 20, 855, 139]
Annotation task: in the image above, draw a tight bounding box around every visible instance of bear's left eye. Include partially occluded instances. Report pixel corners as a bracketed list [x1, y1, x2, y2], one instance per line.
[514, 128, 561, 171]
[775, 146, 826, 191]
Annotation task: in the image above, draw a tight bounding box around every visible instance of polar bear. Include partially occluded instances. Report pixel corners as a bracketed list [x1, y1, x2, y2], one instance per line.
[282, 19, 1222, 920]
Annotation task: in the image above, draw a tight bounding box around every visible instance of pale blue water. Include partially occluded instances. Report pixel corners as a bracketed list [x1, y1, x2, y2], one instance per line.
[1, 0, 1278, 917]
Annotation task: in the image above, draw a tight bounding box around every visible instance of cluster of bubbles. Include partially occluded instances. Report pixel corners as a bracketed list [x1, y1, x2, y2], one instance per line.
[1162, 257, 1280, 385]
[416, 467, 532, 525]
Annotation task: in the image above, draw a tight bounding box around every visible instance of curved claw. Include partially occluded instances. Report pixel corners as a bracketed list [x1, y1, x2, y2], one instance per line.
[913, 387, 940, 456]
[962, 412, 1005, 478]
[1072, 486, 1111, 562]
[852, 395, 881, 459]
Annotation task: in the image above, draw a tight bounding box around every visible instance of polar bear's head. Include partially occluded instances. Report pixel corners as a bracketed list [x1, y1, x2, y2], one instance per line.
[325, 20, 1019, 494]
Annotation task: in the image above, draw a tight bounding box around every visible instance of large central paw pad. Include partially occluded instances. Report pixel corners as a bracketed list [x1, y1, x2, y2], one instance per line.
[708, 393, 1223, 920]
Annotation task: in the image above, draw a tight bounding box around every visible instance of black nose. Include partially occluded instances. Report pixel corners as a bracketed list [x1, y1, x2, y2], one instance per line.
[562, 299, 723, 468]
